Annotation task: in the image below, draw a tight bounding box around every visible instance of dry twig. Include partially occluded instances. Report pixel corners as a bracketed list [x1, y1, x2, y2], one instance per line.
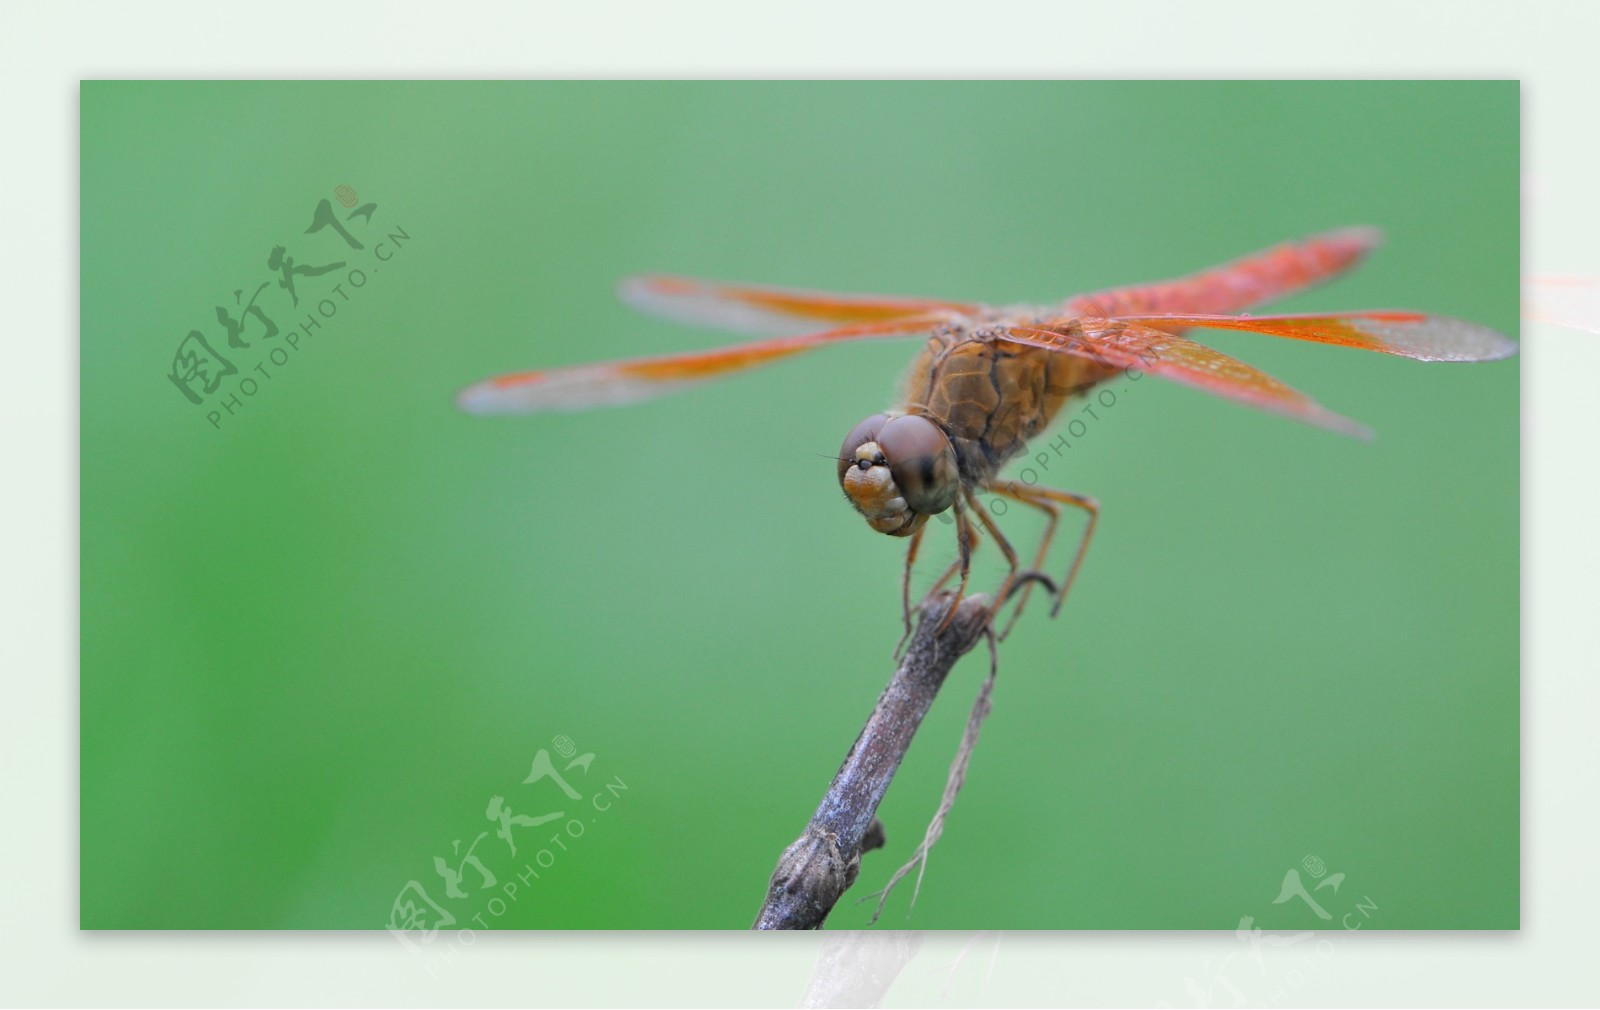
[752, 591, 993, 930]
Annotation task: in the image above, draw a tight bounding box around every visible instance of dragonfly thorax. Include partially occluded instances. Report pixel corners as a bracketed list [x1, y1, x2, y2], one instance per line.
[837, 412, 961, 537]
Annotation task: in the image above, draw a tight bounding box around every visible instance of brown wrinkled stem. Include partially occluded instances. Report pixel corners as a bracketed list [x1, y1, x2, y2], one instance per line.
[752, 592, 991, 930]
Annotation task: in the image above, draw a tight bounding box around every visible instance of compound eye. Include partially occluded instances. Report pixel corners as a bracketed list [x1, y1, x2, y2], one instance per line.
[879, 414, 958, 515]
[837, 413, 889, 483]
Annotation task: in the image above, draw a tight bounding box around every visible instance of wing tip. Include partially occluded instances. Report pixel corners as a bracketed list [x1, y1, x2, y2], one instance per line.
[1335, 416, 1378, 442]
[1391, 317, 1520, 363]
[1298, 403, 1375, 441]
[456, 373, 547, 415]
[1478, 330, 1521, 362]
[617, 274, 673, 306]
[1319, 225, 1385, 253]
[455, 380, 504, 415]
[618, 273, 715, 311]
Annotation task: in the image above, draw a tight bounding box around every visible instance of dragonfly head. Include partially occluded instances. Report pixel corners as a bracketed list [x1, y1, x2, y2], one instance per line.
[837, 412, 960, 537]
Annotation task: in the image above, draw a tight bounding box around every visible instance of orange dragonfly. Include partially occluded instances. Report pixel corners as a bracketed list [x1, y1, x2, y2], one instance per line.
[458, 228, 1517, 633]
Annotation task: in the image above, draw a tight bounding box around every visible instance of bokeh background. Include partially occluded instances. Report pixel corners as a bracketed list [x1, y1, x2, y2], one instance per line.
[81, 81, 1517, 931]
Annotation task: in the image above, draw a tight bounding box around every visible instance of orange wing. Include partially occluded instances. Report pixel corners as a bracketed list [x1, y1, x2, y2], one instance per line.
[1112, 311, 1518, 362]
[1001, 319, 1377, 439]
[457, 314, 951, 415]
[1001, 310, 1515, 439]
[619, 274, 978, 335]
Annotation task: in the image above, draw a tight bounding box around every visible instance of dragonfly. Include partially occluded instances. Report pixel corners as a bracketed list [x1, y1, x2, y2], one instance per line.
[458, 228, 1517, 635]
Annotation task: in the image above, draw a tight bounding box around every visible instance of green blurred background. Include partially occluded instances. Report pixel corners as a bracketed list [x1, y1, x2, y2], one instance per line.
[81, 82, 1518, 931]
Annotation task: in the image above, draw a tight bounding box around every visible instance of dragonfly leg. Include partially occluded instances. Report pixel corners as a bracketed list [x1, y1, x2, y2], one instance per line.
[988, 480, 1100, 625]
[926, 504, 981, 597]
[901, 521, 928, 634]
[963, 487, 1021, 622]
[894, 522, 929, 656]
[934, 497, 978, 633]
[988, 482, 1061, 639]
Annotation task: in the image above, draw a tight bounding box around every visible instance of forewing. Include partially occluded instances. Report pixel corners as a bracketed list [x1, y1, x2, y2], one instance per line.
[1000, 320, 1374, 439]
[1112, 311, 1518, 362]
[620, 274, 976, 335]
[457, 315, 948, 415]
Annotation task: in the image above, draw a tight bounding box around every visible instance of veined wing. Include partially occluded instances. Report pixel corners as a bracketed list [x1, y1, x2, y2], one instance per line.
[457, 315, 949, 415]
[998, 308, 1516, 438]
[1063, 227, 1384, 319]
[1111, 311, 1518, 362]
[1000, 319, 1375, 439]
[620, 274, 977, 335]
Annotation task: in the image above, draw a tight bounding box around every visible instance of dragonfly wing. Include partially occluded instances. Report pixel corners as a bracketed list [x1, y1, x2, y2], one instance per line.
[620, 274, 977, 335]
[1063, 227, 1384, 318]
[458, 315, 949, 415]
[1112, 311, 1518, 362]
[999, 320, 1374, 439]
